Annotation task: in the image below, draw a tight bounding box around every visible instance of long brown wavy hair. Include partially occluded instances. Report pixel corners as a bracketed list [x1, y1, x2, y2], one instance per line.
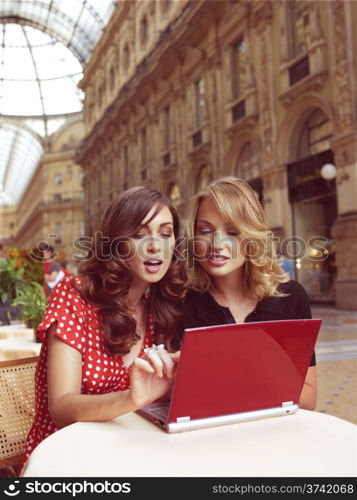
[74, 186, 187, 355]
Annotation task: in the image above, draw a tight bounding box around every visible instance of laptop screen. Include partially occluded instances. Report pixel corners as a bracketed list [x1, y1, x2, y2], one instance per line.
[168, 319, 321, 423]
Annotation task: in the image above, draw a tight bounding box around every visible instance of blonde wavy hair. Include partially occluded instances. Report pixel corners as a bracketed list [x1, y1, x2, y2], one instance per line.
[185, 176, 289, 300]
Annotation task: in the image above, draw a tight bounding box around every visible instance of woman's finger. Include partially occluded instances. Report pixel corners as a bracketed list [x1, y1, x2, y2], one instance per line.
[169, 351, 181, 364]
[144, 349, 165, 377]
[132, 357, 155, 375]
[155, 349, 174, 378]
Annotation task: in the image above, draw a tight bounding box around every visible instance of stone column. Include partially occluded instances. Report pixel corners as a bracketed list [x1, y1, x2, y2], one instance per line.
[331, 134, 357, 309]
[205, 46, 223, 178]
[329, 0, 357, 309]
[261, 165, 292, 241]
[253, 2, 290, 240]
[253, 1, 275, 170]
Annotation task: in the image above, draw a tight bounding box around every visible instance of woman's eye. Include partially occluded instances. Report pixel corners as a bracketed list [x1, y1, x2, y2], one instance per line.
[227, 231, 239, 236]
[161, 233, 173, 239]
[132, 233, 146, 239]
[198, 228, 212, 235]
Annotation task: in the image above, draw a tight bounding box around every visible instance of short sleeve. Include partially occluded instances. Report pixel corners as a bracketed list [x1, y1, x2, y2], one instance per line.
[36, 276, 86, 354]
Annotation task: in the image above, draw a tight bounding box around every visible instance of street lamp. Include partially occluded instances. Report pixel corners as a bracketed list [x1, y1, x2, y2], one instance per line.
[320, 163, 337, 181]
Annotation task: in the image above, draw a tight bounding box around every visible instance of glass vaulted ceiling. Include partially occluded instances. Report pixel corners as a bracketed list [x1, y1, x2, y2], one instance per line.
[0, 24, 83, 119]
[0, 0, 117, 206]
[0, 123, 43, 205]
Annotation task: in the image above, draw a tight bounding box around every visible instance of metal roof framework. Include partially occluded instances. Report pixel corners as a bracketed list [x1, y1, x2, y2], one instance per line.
[0, 0, 117, 205]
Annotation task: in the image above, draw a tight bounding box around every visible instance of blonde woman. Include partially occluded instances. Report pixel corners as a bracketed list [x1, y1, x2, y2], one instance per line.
[183, 177, 316, 410]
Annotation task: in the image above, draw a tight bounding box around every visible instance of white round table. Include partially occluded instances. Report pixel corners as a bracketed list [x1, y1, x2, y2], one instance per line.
[22, 410, 357, 477]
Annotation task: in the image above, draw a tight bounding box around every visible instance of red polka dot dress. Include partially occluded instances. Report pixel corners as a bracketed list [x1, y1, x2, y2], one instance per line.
[22, 275, 154, 468]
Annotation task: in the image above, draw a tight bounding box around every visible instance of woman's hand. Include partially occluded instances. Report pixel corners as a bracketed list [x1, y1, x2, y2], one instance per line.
[47, 323, 180, 426]
[129, 348, 180, 409]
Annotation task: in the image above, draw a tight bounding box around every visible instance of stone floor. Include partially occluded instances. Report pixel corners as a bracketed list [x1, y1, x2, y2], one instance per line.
[312, 306, 357, 424]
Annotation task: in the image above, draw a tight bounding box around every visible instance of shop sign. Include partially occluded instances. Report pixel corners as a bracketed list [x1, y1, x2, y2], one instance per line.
[288, 150, 335, 202]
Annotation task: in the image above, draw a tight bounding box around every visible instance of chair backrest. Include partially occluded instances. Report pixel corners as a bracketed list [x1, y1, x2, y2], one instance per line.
[0, 356, 38, 467]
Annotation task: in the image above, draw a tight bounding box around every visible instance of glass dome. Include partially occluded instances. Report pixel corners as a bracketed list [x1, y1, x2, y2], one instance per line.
[0, 23, 83, 118]
[0, 123, 43, 205]
[0, 0, 117, 65]
[0, 0, 117, 205]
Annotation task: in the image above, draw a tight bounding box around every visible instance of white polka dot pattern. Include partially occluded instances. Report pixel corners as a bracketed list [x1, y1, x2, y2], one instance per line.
[21, 276, 154, 469]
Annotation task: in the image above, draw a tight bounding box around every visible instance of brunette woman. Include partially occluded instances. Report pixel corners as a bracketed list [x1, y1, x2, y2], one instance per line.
[22, 186, 186, 468]
[183, 177, 316, 410]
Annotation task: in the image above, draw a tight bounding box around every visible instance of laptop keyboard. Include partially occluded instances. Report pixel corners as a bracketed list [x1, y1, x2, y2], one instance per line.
[146, 402, 170, 420]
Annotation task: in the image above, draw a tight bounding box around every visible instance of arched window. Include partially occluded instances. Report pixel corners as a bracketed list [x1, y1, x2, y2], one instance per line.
[54, 173, 63, 186]
[163, 105, 171, 150]
[297, 109, 332, 159]
[230, 37, 247, 101]
[109, 65, 116, 91]
[123, 44, 130, 71]
[98, 83, 105, 109]
[194, 78, 206, 129]
[196, 165, 212, 192]
[140, 16, 148, 46]
[289, 0, 311, 58]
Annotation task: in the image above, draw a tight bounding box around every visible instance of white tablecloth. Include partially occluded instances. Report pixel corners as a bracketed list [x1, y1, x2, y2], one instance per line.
[22, 410, 357, 477]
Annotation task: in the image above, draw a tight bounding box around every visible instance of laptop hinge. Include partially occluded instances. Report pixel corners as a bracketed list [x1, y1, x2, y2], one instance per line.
[176, 416, 190, 424]
[282, 401, 294, 415]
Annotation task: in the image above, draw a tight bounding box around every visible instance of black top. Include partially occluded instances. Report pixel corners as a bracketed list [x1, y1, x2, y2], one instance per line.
[181, 280, 316, 366]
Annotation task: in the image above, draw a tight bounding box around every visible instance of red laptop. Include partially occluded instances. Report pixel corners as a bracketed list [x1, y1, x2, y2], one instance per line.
[137, 319, 321, 432]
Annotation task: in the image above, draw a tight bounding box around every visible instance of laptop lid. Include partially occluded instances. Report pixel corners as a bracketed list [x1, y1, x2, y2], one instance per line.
[167, 319, 321, 423]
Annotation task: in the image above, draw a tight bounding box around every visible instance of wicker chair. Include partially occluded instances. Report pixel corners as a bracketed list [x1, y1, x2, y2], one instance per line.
[0, 356, 38, 476]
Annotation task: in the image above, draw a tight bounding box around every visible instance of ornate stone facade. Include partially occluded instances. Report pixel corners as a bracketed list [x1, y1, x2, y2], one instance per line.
[330, 0, 354, 134]
[77, 0, 357, 309]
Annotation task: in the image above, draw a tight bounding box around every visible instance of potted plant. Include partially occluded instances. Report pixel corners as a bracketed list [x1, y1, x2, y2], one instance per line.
[12, 281, 47, 341]
[0, 257, 25, 324]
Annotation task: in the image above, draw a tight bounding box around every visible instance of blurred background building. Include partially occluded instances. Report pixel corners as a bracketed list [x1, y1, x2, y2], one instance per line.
[1, 0, 357, 310]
